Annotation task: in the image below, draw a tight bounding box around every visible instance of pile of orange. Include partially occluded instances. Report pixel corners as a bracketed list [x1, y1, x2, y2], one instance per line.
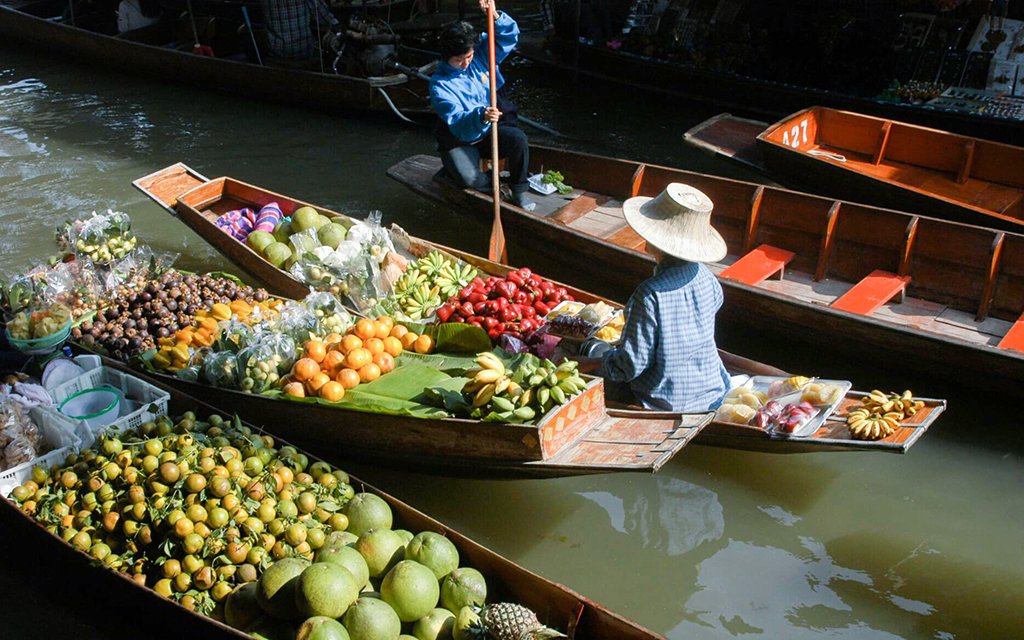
[281, 315, 435, 402]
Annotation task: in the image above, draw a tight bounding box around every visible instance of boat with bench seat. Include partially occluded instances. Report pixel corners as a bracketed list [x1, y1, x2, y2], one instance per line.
[684, 107, 1024, 232]
[387, 145, 1024, 388]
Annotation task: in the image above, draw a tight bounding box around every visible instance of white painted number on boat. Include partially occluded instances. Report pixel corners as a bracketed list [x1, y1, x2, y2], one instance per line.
[781, 119, 809, 148]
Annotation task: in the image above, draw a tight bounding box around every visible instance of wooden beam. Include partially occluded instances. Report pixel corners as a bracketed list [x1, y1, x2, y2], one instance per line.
[898, 215, 919, 278]
[629, 164, 646, 197]
[872, 121, 892, 166]
[977, 232, 1006, 321]
[815, 201, 842, 281]
[957, 139, 975, 184]
[743, 185, 765, 253]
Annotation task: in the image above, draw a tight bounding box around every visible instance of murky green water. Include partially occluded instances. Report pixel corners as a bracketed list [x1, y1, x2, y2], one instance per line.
[1, 35, 1022, 640]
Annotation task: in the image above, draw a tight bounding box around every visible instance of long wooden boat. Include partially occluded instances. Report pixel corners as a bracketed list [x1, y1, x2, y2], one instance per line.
[386, 145, 1024, 388]
[0, 0, 435, 118]
[127, 164, 945, 458]
[685, 107, 1024, 232]
[514, 33, 1024, 146]
[0, 383, 665, 640]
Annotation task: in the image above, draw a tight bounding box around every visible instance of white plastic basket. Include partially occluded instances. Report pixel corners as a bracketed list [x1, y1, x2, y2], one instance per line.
[0, 406, 82, 497]
[48, 357, 170, 446]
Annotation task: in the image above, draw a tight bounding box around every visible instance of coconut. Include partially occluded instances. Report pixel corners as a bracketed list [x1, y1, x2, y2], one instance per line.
[318, 223, 348, 249]
[405, 532, 459, 580]
[380, 560, 440, 622]
[439, 567, 486, 613]
[292, 207, 322, 233]
[412, 607, 456, 640]
[295, 562, 361, 619]
[296, 616, 351, 640]
[344, 492, 393, 537]
[256, 556, 309, 619]
[316, 544, 371, 589]
[264, 242, 293, 269]
[342, 597, 402, 640]
[355, 528, 406, 578]
[246, 230, 276, 254]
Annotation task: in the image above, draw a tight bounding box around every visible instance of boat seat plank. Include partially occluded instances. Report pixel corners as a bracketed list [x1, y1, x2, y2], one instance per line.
[830, 270, 911, 315]
[567, 209, 627, 237]
[719, 244, 795, 285]
[552, 192, 608, 225]
[997, 313, 1024, 352]
[605, 224, 648, 251]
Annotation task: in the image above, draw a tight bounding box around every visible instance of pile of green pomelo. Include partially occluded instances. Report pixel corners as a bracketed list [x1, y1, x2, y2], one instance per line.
[234, 490, 490, 640]
[246, 206, 349, 269]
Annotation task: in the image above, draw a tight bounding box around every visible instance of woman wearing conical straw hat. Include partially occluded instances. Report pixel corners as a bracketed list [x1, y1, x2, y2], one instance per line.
[573, 183, 730, 412]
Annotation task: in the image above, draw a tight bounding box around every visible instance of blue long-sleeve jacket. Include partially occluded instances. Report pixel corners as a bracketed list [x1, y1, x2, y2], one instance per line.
[430, 12, 520, 144]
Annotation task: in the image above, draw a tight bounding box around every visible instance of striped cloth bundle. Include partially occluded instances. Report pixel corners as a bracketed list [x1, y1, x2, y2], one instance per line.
[215, 202, 283, 241]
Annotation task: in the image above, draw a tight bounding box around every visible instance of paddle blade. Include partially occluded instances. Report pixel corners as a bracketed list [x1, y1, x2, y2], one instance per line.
[488, 208, 507, 263]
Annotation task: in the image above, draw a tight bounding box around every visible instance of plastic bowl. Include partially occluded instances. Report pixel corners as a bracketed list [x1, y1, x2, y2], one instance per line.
[59, 386, 122, 430]
[5, 321, 72, 356]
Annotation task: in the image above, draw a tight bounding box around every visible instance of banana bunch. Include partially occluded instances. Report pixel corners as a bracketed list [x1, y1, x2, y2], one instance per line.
[846, 390, 924, 441]
[390, 251, 477, 319]
[462, 353, 587, 423]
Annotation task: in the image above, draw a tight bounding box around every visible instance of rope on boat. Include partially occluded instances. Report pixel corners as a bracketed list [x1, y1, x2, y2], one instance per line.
[377, 87, 417, 124]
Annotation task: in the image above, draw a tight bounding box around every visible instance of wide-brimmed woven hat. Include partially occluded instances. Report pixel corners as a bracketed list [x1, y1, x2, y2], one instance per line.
[623, 183, 727, 263]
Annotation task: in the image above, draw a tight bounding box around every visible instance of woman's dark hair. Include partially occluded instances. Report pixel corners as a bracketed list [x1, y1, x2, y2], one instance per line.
[439, 21, 478, 59]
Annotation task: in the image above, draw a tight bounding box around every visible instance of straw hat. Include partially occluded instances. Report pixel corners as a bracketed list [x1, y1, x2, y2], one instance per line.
[623, 183, 727, 263]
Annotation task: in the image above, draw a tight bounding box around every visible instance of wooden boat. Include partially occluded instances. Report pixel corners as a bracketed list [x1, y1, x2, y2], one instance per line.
[386, 145, 1024, 388]
[128, 164, 945, 459]
[514, 33, 1024, 146]
[0, 0, 435, 119]
[685, 107, 1024, 232]
[0, 383, 665, 640]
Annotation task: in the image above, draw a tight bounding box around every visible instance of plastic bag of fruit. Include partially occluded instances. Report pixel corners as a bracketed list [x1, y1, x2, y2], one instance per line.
[272, 301, 319, 345]
[301, 290, 353, 337]
[237, 332, 296, 393]
[201, 350, 240, 388]
[68, 209, 137, 264]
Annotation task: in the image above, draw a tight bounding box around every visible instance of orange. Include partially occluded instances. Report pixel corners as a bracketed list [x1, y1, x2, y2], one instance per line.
[340, 334, 363, 354]
[283, 382, 305, 398]
[358, 362, 382, 383]
[389, 325, 409, 339]
[318, 381, 345, 402]
[345, 347, 372, 370]
[372, 352, 395, 373]
[323, 332, 343, 345]
[305, 372, 331, 395]
[303, 340, 326, 364]
[364, 337, 384, 356]
[400, 332, 419, 350]
[382, 336, 403, 357]
[414, 334, 435, 354]
[321, 350, 345, 375]
[376, 315, 394, 332]
[336, 368, 361, 390]
[292, 358, 320, 382]
[373, 319, 391, 340]
[354, 318, 377, 340]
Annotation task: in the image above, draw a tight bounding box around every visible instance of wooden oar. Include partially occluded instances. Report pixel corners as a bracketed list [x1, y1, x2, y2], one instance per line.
[486, 0, 507, 263]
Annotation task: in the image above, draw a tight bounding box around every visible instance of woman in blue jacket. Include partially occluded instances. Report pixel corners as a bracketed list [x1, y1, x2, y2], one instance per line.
[430, 0, 535, 211]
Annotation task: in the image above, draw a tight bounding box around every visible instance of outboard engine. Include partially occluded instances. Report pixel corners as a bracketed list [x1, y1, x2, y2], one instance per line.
[330, 16, 401, 77]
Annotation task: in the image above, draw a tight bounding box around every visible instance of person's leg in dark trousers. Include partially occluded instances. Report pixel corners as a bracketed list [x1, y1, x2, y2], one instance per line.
[439, 143, 492, 192]
[479, 125, 534, 209]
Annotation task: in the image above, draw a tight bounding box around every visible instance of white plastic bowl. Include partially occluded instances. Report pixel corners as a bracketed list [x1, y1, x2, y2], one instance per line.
[59, 386, 121, 430]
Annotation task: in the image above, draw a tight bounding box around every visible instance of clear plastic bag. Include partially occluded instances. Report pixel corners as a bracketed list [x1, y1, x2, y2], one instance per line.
[4, 436, 36, 469]
[273, 301, 319, 345]
[215, 320, 255, 353]
[201, 350, 240, 389]
[237, 332, 296, 393]
[69, 209, 137, 264]
[302, 291, 353, 337]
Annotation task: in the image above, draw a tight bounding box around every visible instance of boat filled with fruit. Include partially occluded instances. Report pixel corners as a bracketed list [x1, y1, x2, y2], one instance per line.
[0, 368, 663, 640]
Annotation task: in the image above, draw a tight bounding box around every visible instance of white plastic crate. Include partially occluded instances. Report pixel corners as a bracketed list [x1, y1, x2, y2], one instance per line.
[0, 406, 82, 497]
[48, 356, 170, 446]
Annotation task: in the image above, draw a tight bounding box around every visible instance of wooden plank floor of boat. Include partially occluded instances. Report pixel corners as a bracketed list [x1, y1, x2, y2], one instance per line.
[389, 154, 1016, 350]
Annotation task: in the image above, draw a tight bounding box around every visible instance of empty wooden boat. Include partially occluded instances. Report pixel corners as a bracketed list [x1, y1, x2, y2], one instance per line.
[387, 145, 1024, 388]
[687, 106, 1024, 232]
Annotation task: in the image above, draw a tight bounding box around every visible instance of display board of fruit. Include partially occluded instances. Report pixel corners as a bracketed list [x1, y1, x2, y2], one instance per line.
[714, 375, 852, 437]
[845, 389, 925, 441]
[5, 411, 566, 639]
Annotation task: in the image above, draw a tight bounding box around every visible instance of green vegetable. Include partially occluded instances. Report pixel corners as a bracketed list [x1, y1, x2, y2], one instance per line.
[541, 170, 573, 195]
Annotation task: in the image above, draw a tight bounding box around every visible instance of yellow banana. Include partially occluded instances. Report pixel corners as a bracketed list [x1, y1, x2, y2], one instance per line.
[472, 383, 497, 408]
[473, 368, 504, 385]
[494, 376, 511, 395]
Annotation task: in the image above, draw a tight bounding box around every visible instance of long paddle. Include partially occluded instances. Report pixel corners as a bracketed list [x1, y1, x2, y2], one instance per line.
[486, 0, 507, 263]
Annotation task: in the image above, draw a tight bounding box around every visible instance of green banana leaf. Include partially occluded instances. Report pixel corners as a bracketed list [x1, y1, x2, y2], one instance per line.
[424, 322, 491, 353]
[264, 362, 457, 418]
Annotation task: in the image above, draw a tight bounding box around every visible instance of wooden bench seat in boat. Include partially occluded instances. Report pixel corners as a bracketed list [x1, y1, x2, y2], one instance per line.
[831, 270, 912, 315]
[997, 313, 1024, 352]
[720, 244, 795, 285]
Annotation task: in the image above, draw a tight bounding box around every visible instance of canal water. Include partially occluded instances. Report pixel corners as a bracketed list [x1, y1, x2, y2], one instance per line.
[1, 33, 1022, 640]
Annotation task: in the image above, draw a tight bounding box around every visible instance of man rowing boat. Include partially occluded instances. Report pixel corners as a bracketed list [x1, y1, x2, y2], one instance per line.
[573, 183, 730, 413]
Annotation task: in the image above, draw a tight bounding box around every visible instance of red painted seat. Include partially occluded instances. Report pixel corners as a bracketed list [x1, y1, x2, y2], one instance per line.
[997, 313, 1024, 352]
[831, 270, 911, 315]
[719, 244, 795, 285]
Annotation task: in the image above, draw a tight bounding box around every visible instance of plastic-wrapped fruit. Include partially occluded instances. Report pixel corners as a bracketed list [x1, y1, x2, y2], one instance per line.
[714, 403, 757, 424]
[801, 382, 842, 406]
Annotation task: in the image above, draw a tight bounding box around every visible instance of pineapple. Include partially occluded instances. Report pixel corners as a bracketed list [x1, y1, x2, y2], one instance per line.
[468, 602, 567, 640]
